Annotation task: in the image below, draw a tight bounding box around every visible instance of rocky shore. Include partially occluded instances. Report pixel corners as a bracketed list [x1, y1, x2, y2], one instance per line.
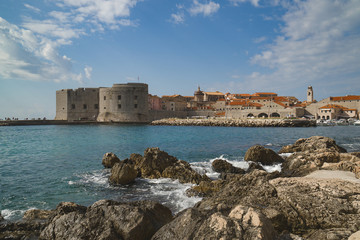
[150, 118, 316, 127]
[2, 136, 360, 240]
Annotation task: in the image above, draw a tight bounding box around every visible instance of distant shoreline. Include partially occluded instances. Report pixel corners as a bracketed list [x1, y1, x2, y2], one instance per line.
[0, 118, 316, 127]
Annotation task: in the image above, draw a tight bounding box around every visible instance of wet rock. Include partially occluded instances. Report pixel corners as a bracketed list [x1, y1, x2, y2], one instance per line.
[244, 145, 284, 165]
[109, 159, 137, 185]
[134, 147, 209, 184]
[102, 152, 120, 168]
[0, 213, 3, 222]
[186, 179, 224, 197]
[23, 209, 52, 220]
[212, 159, 245, 174]
[152, 204, 277, 240]
[278, 136, 347, 154]
[246, 162, 266, 173]
[40, 200, 173, 240]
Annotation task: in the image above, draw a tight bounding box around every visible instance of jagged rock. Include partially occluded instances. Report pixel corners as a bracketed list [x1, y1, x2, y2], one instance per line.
[162, 160, 210, 184]
[0, 213, 3, 222]
[102, 152, 120, 168]
[246, 162, 266, 173]
[244, 145, 284, 165]
[23, 209, 52, 220]
[186, 179, 224, 197]
[40, 200, 173, 240]
[109, 159, 137, 185]
[278, 136, 347, 154]
[134, 147, 209, 184]
[151, 204, 277, 240]
[212, 159, 245, 174]
[136, 147, 178, 179]
[280, 137, 358, 177]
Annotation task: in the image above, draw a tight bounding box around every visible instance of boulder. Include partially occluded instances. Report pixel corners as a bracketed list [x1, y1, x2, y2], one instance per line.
[133, 147, 210, 184]
[135, 147, 178, 179]
[40, 200, 173, 240]
[278, 136, 347, 154]
[244, 145, 284, 165]
[109, 159, 137, 185]
[102, 152, 120, 168]
[0, 213, 3, 222]
[23, 209, 53, 220]
[151, 204, 277, 240]
[212, 159, 245, 174]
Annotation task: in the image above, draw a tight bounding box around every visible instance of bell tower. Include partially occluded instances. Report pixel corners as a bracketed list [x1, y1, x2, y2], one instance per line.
[307, 86, 314, 103]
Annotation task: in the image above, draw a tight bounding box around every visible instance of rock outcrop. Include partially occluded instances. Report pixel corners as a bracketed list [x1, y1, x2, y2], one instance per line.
[279, 136, 360, 178]
[109, 159, 137, 184]
[152, 204, 278, 240]
[244, 145, 284, 165]
[102, 152, 120, 168]
[40, 200, 173, 240]
[279, 136, 347, 154]
[212, 159, 245, 174]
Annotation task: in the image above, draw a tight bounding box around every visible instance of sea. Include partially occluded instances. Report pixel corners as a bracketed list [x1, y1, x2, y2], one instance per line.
[1, 124, 360, 221]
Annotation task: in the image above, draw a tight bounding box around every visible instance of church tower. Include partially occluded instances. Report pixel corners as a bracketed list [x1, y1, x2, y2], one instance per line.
[307, 86, 314, 103]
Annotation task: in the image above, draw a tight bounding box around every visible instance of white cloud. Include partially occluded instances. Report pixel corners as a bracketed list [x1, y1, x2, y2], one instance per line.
[230, 0, 260, 7]
[240, 0, 360, 98]
[59, 0, 140, 28]
[189, 0, 220, 16]
[0, 17, 83, 83]
[170, 13, 185, 24]
[253, 36, 266, 43]
[24, 4, 41, 13]
[84, 66, 93, 79]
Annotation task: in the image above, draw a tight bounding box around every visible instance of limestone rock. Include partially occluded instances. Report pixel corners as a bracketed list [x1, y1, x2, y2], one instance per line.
[244, 145, 284, 165]
[102, 152, 120, 168]
[109, 159, 137, 185]
[152, 204, 277, 240]
[278, 136, 347, 154]
[212, 159, 245, 174]
[133, 147, 209, 184]
[0, 213, 3, 222]
[349, 231, 360, 240]
[40, 200, 173, 240]
[23, 209, 53, 220]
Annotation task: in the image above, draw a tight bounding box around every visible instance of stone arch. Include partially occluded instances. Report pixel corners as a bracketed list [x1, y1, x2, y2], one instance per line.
[270, 112, 280, 118]
[247, 113, 254, 118]
[258, 113, 268, 118]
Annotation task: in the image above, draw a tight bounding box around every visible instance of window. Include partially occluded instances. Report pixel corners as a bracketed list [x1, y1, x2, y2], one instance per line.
[71, 104, 75, 109]
[83, 104, 87, 109]
[134, 104, 138, 108]
[118, 95, 121, 100]
[104, 96, 106, 100]
[134, 95, 138, 100]
[104, 107, 106, 109]
[118, 104, 121, 109]
[94, 104, 99, 109]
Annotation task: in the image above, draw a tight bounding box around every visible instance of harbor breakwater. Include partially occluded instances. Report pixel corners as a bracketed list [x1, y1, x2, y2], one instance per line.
[151, 118, 316, 127]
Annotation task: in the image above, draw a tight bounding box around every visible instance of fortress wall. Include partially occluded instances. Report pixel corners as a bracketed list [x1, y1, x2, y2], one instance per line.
[66, 88, 99, 121]
[97, 83, 149, 122]
[225, 108, 300, 119]
[148, 110, 215, 121]
[55, 90, 69, 120]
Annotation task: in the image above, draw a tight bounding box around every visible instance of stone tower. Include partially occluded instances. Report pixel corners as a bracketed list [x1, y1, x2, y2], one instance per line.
[194, 86, 204, 102]
[307, 86, 314, 103]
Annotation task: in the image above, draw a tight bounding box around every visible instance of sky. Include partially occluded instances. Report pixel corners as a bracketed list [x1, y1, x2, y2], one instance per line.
[0, 0, 359, 119]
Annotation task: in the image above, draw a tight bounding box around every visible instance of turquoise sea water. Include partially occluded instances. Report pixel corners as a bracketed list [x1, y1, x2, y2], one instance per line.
[1, 125, 360, 220]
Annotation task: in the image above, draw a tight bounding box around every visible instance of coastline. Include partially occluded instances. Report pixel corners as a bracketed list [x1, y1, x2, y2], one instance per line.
[150, 118, 316, 127]
[0, 118, 316, 127]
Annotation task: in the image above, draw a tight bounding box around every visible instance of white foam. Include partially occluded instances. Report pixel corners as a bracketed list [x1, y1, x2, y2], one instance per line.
[261, 163, 282, 173]
[1, 209, 28, 220]
[147, 178, 202, 213]
[279, 153, 293, 158]
[72, 169, 110, 187]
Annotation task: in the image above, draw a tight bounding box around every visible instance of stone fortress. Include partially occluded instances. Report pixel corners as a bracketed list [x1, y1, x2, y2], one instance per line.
[56, 83, 148, 123]
[55, 83, 360, 123]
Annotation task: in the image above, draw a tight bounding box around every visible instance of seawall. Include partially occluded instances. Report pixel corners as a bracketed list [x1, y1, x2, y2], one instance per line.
[150, 118, 316, 127]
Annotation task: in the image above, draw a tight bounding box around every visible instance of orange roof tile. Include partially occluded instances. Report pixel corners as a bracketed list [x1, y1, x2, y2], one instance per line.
[331, 95, 360, 101]
[319, 104, 351, 110]
[204, 91, 224, 96]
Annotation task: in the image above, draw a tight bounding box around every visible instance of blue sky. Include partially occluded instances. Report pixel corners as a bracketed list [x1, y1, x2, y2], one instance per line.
[0, 0, 359, 118]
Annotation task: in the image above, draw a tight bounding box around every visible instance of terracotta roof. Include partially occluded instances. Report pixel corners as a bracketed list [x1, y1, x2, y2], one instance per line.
[331, 95, 360, 101]
[162, 94, 181, 98]
[253, 92, 277, 96]
[216, 112, 225, 116]
[274, 101, 288, 108]
[217, 98, 226, 101]
[204, 91, 224, 96]
[319, 104, 351, 110]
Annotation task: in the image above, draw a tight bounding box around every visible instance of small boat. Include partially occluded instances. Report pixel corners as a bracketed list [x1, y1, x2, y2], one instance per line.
[354, 120, 360, 126]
